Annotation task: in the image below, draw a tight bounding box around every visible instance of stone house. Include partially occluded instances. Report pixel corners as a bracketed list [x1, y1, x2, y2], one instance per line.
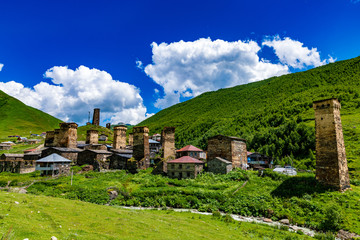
[149, 139, 161, 153]
[0, 153, 35, 173]
[152, 133, 161, 142]
[207, 135, 247, 169]
[36, 153, 71, 176]
[176, 145, 206, 160]
[41, 147, 82, 164]
[167, 156, 204, 179]
[77, 149, 113, 171]
[207, 157, 233, 174]
[0, 144, 11, 150]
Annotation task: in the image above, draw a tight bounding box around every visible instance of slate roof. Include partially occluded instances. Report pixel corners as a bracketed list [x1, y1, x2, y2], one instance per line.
[176, 145, 203, 152]
[36, 153, 72, 163]
[149, 139, 160, 144]
[1, 153, 24, 158]
[212, 157, 232, 164]
[49, 147, 82, 152]
[114, 153, 132, 159]
[85, 149, 112, 154]
[167, 156, 204, 164]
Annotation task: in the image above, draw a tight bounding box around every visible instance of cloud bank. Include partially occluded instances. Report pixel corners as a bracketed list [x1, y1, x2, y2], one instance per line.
[0, 66, 152, 125]
[143, 37, 334, 109]
[262, 36, 335, 68]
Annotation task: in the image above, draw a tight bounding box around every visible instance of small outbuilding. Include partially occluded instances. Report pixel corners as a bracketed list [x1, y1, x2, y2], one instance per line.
[77, 149, 113, 171]
[36, 153, 71, 176]
[0, 144, 12, 150]
[167, 156, 204, 179]
[207, 157, 233, 174]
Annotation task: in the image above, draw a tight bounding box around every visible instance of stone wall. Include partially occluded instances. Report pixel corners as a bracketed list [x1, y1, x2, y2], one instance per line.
[53, 129, 60, 147]
[45, 131, 55, 147]
[113, 125, 127, 149]
[86, 130, 98, 145]
[133, 126, 150, 169]
[128, 133, 133, 146]
[207, 135, 247, 169]
[92, 108, 100, 126]
[313, 98, 350, 191]
[0, 160, 35, 174]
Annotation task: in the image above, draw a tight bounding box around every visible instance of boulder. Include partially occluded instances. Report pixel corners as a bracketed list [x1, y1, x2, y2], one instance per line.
[279, 219, 290, 225]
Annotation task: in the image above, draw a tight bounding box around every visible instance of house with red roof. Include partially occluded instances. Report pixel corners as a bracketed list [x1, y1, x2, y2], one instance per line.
[167, 156, 204, 179]
[176, 145, 206, 160]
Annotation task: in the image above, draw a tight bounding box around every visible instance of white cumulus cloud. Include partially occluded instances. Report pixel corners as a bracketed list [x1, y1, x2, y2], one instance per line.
[262, 36, 335, 69]
[0, 63, 3, 71]
[144, 38, 289, 108]
[0, 65, 152, 125]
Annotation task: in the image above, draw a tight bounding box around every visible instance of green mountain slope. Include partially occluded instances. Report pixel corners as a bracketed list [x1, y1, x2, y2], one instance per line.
[139, 56, 360, 174]
[0, 90, 62, 138]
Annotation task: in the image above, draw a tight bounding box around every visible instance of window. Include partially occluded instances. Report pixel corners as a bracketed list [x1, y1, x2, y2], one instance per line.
[187, 172, 191, 177]
[179, 164, 182, 169]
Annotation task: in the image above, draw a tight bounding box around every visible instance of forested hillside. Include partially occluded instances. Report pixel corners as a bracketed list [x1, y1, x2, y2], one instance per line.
[139, 56, 360, 174]
[0, 90, 61, 138]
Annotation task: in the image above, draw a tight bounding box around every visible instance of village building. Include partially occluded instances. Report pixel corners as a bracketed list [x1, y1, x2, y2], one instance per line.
[86, 130, 98, 145]
[113, 125, 127, 149]
[27, 139, 41, 145]
[1, 141, 15, 146]
[247, 152, 272, 169]
[167, 156, 204, 179]
[207, 135, 247, 169]
[109, 149, 136, 172]
[207, 157, 233, 174]
[41, 147, 82, 164]
[99, 134, 108, 142]
[45, 131, 55, 147]
[176, 145, 206, 159]
[149, 139, 161, 153]
[17, 137, 28, 142]
[0, 153, 35, 174]
[24, 151, 41, 161]
[313, 98, 350, 190]
[84, 144, 107, 151]
[152, 133, 161, 142]
[0, 144, 12, 150]
[77, 149, 113, 171]
[36, 153, 71, 176]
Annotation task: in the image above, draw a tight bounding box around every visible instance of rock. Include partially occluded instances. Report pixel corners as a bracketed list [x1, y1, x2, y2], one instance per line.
[279, 219, 290, 225]
[81, 165, 93, 172]
[337, 229, 360, 240]
[51, 236, 58, 240]
[290, 226, 299, 231]
[18, 188, 27, 194]
[108, 190, 118, 200]
[263, 218, 272, 223]
[14, 201, 19, 204]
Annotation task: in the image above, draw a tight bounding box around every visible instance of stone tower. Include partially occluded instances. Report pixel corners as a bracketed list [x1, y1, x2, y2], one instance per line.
[57, 122, 78, 148]
[113, 125, 127, 149]
[92, 108, 100, 126]
[86, 130, 98, 145]
[313, 98, 350, 191]
[128, 133, 134, 146]
[207, 135, 247, 169]
[161, 127, 176, 161]
[53, 128, 60, 147]
[44, 131, 55, 147]
[133, 126, 150, 169]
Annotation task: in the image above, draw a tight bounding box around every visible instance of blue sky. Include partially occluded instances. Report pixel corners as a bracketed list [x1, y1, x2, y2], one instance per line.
[0, 0, 359, 125]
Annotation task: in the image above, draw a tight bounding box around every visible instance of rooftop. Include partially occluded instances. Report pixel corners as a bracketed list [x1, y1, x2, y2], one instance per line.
[177, 145, 203, 152]
[36, 153, 72, 163]
[167, 156, 204, 164]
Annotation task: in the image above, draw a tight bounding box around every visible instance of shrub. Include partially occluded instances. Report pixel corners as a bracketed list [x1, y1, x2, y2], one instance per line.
[320, 205, 344, 232]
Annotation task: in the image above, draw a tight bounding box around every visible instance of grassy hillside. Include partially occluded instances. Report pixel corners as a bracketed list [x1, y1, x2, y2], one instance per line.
[139, 56, 360, 175]
[0, 90, 61, 138]
[0, 191, 310, 240]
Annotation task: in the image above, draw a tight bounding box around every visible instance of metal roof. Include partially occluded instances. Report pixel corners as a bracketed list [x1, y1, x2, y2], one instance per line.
[36, 153, 72, 163]
[149, 139, 160, 144]
[212, 157, 232, 164]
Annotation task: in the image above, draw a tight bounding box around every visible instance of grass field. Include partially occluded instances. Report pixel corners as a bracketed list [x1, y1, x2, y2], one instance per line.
[1, 169, 359, 236]
[0, 191, 312, 240]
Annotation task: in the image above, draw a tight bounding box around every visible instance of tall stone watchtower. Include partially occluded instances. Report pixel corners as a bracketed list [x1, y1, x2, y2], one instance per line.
[161, 127, 176, 161]
[57, 122, 78, 148]
[86, 130, 98, 145]
[133, 126, 150, 169]
[92, 108, 100, 126]
[313, 98, 350, 191]
[113, 125, 127, 149]
[44, 131, 55, 147]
